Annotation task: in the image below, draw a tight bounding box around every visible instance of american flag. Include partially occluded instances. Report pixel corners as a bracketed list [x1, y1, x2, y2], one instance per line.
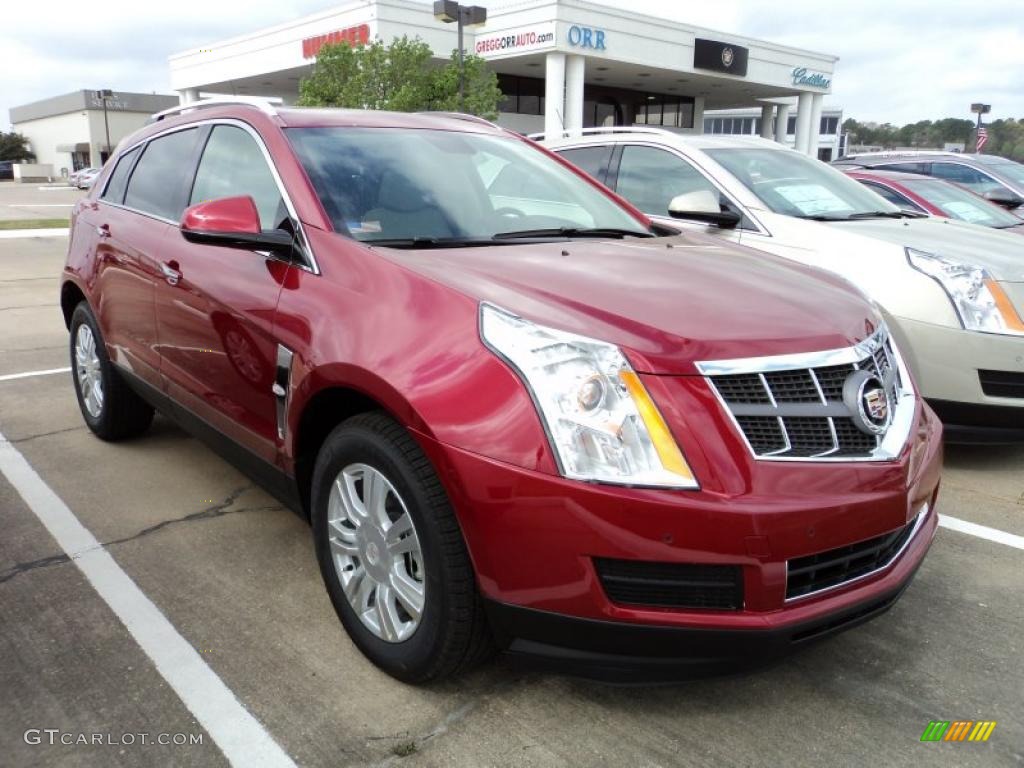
[977, 126, 989, 152]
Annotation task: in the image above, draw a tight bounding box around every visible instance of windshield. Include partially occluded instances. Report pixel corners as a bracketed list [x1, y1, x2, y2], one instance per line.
[900, 178, 1021, 228]
[705, 147, 903, 220]
[983, 158, 1024, 186]
[287, 127, 650, 243]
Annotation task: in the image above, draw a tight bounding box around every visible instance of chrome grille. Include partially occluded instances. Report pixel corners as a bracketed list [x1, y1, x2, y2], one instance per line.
[698, 328, 914, 461]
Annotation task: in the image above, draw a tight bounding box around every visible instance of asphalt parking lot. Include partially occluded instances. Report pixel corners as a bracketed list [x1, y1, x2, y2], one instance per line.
[1, 228, 1022, 767]
[0, 180, 83, 222]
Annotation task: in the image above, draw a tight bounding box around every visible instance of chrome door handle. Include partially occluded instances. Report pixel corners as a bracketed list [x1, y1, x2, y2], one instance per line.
[160, 262, 181, 286]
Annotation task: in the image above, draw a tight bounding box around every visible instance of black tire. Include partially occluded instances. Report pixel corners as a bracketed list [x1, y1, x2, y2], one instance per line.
[69, 301, 154, 441]
[311, 412, 492, 683]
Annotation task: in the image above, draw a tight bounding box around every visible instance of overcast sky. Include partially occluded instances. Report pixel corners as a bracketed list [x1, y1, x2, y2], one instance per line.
[3, 0, 1022, 129]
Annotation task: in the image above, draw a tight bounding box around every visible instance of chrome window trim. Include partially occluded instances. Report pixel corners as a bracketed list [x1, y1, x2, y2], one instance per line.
[697, 326, 917, 463]
[784, 502, 929, 604]
[102, 117, 321, 275]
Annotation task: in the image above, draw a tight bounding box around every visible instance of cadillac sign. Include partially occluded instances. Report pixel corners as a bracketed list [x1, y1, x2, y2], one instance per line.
[792, 67, 831, 89]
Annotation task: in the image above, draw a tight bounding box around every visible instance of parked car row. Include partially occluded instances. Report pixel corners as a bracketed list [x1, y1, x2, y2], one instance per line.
[70, 167, 101, 189]
[61, 100, 1013, 685]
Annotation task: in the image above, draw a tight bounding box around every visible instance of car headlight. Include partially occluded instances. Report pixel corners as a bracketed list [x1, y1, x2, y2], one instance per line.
[480, 303, 698, 489]
[907, 248, 1024, 336]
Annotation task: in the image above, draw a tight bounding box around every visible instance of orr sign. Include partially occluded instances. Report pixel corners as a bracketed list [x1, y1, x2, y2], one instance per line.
[302, 24, 371, 59]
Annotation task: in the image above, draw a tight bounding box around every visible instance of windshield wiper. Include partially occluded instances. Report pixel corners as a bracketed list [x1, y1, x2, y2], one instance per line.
[797, 210, 927, 222]
[365, 236, 505, 249]
[492, 227, 655, 240]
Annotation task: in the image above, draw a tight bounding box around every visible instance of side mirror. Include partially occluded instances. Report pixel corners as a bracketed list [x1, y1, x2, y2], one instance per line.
[667, 190, 742, 229]
[983, 188, 1024, 210]
[180, 195, 294, 253]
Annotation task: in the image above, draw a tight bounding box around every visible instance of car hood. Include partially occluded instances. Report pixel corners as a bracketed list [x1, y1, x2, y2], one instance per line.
[373, 233, 880, 375]
[831, 216, 1024, 281]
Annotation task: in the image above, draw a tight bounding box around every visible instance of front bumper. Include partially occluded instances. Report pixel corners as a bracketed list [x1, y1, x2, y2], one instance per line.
[889, 315, 1024, 438]
[413, 399, 942, 678]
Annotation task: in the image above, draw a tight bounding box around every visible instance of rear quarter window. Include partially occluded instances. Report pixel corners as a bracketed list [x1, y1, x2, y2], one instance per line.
[100, 147, 140, 204]
[124, 128, 201, 221]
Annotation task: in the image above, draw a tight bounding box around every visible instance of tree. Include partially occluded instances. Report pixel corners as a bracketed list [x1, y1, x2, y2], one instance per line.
[0, 131, 35, 162]
[297, 36, 502, 120]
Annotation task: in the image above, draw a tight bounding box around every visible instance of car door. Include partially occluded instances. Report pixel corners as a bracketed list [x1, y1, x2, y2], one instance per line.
[929, 162, 1004, 196]
[608, 144, 751, 242]
[154, 122, 292, 464]
[86, 130, 200, 390]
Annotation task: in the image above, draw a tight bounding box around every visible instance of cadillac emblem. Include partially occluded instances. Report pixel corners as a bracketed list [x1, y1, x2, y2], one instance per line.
[722, 47, 735, 67]
[843, 369, 892, 436]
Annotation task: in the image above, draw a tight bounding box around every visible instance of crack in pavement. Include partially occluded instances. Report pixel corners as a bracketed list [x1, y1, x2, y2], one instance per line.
[0, 485, 281, 586]
[8, 427, 84, 443]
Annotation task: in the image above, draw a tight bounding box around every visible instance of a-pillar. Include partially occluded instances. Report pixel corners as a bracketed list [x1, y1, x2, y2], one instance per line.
[544, 52, 566, 138]
[759, 103, 774, 139]
[564, 55, 585, 135]
[793, 92, 814, 155]
[774, 103, 791, 144]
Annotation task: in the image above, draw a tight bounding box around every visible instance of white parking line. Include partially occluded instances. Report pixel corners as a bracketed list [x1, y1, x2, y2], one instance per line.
[0, 229, 69, 239]
[8, 204, 76, 208]
[0, 367, 71, 383]
[0, 429, 297, 768]
[939, 514, 1024, 551]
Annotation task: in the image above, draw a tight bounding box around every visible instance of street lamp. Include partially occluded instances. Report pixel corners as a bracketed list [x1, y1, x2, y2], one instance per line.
[433, 1, 487, 111]
[94, 89, 114, 163]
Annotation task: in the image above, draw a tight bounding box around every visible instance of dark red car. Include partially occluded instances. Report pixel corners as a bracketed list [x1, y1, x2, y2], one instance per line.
[846, 169, 1024, 235]
[61, 101, 942, 682]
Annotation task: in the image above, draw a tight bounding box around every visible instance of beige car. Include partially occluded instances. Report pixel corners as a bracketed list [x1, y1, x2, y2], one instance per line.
[542, 130, 1024, 440]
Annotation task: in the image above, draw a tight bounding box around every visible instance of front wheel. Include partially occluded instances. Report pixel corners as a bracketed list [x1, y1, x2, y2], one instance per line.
[311, 412, 491, 683]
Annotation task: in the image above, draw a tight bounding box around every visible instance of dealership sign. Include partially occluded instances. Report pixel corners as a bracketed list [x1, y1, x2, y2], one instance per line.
[567, 25, 606, 50]
[693, 39, 749, 77]
[474, 22, 555, 57]
[302, 24, 371, 59]
[792, 67, 831, 89]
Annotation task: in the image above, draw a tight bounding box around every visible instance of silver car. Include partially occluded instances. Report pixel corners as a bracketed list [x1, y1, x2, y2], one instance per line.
[542, 129, 1024, 440]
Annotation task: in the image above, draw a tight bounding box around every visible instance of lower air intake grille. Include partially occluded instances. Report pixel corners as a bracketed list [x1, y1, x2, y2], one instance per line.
[594, 558, 743, 610]
[786, 514, 920, 600]
[979, 369, 1024, 399]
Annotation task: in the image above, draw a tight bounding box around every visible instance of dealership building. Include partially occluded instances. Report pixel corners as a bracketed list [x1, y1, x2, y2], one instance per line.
[169, 0, 839, 154]
[9, 91, 179, 175]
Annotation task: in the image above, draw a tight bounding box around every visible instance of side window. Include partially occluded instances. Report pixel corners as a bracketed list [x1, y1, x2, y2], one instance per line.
[190, 125, 287, 230]
[100, 147, 139, 204]
[557, 146, 614, 184]
[615, 145, 725, 218]
[124, 129, 200, 220]
[930, 163, 1001, 193]
[860, 181, 920, 210]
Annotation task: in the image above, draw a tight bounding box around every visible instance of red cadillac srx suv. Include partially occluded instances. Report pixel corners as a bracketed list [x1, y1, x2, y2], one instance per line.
[61, 101, 942, 683]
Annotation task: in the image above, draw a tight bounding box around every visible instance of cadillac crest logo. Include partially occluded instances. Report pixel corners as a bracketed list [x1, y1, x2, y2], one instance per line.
[722, 47, 735, 67]
[843, 370, 892, 436]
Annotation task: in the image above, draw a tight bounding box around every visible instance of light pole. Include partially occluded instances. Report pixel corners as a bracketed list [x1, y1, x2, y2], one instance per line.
[95, 89, 114, 163]
[970, 102, 990, 154]
[433, 1, 487, 112]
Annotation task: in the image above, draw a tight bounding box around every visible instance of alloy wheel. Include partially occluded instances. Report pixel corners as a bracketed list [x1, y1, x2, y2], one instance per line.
[74, 324, 104, 418]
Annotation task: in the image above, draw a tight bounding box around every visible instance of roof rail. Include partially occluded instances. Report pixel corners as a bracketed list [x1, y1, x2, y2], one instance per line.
[528, 126, 675, 141]
[417, 111, 500, 129]
[148, 96, 279, 123]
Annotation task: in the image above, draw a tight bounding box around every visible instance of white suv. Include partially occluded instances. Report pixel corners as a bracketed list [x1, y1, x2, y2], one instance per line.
[541, 129, 1024, 440]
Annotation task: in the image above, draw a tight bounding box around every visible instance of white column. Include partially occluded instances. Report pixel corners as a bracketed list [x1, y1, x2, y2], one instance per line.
[692, 96, 705, 133]
[807, 93, 825, 158]
[178, 88, 199, 105]
[544, 53, 566, 139]
[759, 104, 774, 139]
[564, 55, 585, 135]
[774, 103, 791, 144]
[794, 92, 814, 155]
